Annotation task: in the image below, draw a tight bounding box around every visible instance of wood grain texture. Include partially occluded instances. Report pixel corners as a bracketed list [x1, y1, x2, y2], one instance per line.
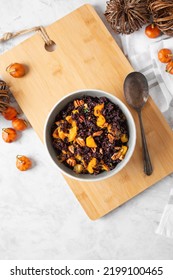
[1, 4, 173, 220]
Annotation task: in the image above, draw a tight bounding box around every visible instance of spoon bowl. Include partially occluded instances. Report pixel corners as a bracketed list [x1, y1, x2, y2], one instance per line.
[124, 71, 153, 176]
[124, 72, 149, 110]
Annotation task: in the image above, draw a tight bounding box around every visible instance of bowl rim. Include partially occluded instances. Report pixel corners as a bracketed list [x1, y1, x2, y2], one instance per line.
[43, 89, 136, 182]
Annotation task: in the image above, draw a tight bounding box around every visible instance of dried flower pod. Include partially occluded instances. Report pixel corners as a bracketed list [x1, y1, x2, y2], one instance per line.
[0, 80, 10, 113]
[105, 0, 150, 34]
[148, 0, 173, 36]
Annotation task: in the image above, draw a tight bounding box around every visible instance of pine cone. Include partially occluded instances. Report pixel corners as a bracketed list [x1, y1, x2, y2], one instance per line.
[0, 80, 10, 113]
[105, 0, 150, 34]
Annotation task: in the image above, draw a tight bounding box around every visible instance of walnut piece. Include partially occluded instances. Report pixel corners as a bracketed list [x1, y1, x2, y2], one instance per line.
[66, 158, 76, 167]
[68, 145, 75, 154]
[76, 137, 85, 147]
[111, 151, 122, 161]
[74, 99, 84, 108]
[93, 130, 103, 137]
[108, 133, 115, 143]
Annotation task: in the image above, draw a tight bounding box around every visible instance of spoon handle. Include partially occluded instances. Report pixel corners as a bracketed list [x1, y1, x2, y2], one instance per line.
[137, 111, 153, 176]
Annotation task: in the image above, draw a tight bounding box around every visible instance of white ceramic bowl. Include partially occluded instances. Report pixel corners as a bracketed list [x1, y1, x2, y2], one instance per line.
[44, 89, 136, 181]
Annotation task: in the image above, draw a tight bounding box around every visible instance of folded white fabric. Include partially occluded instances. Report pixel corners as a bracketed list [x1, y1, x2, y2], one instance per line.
[121, 32, 173, 239]
[149, 37, 173, 106]
[156, 189, 173, 238]
[121, 32, 172, 113]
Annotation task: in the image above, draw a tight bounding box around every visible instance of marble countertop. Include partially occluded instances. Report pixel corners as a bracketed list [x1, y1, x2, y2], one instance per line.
[0, 0, 173, 260]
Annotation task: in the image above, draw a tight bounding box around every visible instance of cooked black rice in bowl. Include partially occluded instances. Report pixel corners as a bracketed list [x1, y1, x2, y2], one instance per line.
[51, 95, 129, 175]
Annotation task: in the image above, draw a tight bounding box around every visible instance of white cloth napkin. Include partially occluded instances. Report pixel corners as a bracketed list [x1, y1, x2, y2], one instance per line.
[156, 189, 173, 238]
[121, 31, 173, 239]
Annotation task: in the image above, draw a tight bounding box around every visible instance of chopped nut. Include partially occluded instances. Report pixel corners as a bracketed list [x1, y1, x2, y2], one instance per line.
[82, 160, 88, 169]
[119, 155, 124, 161]
[66, 157, 76, 167]
[93, 130, 103, 137]
[111, 151, 122, 161]
[74, 99, 84, 108]
[62, 150, 67, 154]
[99, 148, 103, 154]
[91, 148, 96, 153]
[102, 163, 110, 171]
[68, 145, 75, 154]
[55, 120, 61, 126]
[115, 146, 121, 150]
[79, 115, 85, 123]
[76, 137, 85, 147]
[108, 133, 115, 143]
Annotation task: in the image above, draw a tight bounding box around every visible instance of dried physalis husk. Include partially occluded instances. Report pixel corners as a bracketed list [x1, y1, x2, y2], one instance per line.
[6, 63, 26, 78]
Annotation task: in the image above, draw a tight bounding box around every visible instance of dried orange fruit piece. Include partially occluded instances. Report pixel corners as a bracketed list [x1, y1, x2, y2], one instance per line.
[121, 134, 128, 143]
[96, 115, 106, 127]
[68, 126, 77, 142]
[86, 136, 97, 148]
[94, 103, 104, 116]
[87, 158, 97, 174]
[52, 128, 59, 139]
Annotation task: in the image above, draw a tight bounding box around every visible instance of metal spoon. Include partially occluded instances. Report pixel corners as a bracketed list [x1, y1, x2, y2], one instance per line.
[124, 71, 153, 176]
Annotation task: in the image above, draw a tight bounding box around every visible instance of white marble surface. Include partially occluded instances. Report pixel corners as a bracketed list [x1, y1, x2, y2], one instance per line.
[0, 0, 173, 260]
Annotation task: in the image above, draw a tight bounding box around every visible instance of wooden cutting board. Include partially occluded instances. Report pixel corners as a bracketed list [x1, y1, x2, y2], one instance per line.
[1, 4, 173, 220]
